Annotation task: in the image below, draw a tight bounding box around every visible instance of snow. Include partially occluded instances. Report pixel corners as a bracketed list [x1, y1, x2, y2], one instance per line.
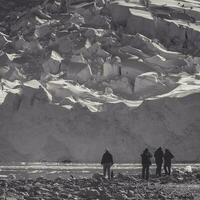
[150, 75, 200, 99]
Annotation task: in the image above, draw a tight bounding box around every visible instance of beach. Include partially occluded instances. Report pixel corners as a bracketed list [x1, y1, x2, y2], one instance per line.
[0, 163, 200, 199]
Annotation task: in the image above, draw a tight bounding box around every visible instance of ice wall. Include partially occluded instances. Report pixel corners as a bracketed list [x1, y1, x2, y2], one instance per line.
[0, 90, 200, 162]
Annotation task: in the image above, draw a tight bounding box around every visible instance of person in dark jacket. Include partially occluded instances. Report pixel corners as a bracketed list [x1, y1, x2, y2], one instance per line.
[154, 147, 164, 177]
[164, 149, 174, 175]
[141, 148, 152, 180]
[101, 149, 113, 179]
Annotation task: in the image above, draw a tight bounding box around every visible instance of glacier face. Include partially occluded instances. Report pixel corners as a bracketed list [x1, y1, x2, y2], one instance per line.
[1, 85, 200, 162]
[1, 0, 200, 163]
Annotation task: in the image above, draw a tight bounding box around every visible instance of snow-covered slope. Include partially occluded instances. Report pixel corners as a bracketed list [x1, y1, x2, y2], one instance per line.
[0, 75, 200, 162]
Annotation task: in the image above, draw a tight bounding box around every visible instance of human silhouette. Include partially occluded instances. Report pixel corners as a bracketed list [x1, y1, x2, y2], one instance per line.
[141, 148, 152, 180]
[101, 149, 113, 179]
[164, 149, 174, 175]
[154, 147, 164, 177]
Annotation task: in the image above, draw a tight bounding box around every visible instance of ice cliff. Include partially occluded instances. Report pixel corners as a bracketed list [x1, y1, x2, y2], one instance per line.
[0, 0, 200, 162]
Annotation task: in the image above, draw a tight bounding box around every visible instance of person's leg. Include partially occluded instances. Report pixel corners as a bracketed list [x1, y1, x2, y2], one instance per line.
[155, 164, 158, 176]
[158, 163, 162, 177]
[168, 163, 171, 175]
[107, 165, 111, 179]
[167, 166, 170, 175]
[164, 163, 168, 175]
[103, 164, 106, 177]
[146, 165, 149, 180]
[142, 165, 145, 179]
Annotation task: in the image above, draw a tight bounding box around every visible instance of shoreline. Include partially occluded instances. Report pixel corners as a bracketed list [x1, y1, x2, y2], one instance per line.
[0, 172, 200, 199]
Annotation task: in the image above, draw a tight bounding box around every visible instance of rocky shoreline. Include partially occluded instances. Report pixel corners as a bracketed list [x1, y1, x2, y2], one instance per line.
[0, 170, 200, 200]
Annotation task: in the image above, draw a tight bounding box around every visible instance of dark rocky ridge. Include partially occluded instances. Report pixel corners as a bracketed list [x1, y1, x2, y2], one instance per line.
[0, 171, 200, 200]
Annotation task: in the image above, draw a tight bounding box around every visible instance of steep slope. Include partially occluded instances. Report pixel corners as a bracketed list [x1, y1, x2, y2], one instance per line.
[0, 86, 200, 162]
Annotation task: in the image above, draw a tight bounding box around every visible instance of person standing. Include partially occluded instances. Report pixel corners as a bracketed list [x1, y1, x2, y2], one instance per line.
[154, 147, 164, 177]
[101, 149, 113, 179]
[141, 148, 152, 180]
[164, 149, 174, 175]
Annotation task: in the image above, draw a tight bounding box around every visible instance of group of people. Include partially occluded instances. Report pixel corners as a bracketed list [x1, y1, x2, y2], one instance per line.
[101, 147, 174, 180]
[141, 147, 174, 180]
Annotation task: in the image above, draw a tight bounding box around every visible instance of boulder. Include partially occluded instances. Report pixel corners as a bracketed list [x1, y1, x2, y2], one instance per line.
[4, 81, 51, 109]
[134, 72, 176, 98]
[127, 9, 156, 40]
[0, 32, 11, 49]
[104, 87, 113, 95]
[77, 65, 92, 83]
[86, 15, 111, 29]
[61, 55, 92, 83]
[92, 173, 104, 180]
[4, 65, 26, 82]
[95, 0, 106, 8]
[42, 51, 63, 74]
[3, 91, 22, 111]
[109, 3, 130, 26]
[0, 66, 10, 77]
[56, 36, 74, 54]
[104, 77, 133, 95]
[103, 57, 121, 78]
[14, 37, 29, 51]
[34, 24, 52, 39]
[44, 1, 59, 13]
[70, 55, 86, 63]
[183, 56, 197, 74]
[14, 37, 43, 55]
[84, 28, 98, 41]
[69, 13, 85, 25]
[81, 42, 110, 60]
[27, 40, 43, 55]
[0, 52, 11, 67]
[184, 166, 193, 173]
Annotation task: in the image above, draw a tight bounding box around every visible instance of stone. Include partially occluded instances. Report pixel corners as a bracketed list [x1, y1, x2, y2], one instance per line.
[134, 72, 176, 98]
[95, 0, 106, 8]
[14, 37, 29, 51]
[56, 36, 74, 54]
[108, 77, 133, 95]
[92, 173, 104, 180]
[34, 24, 52, 39]
[69, 13, 85, 26]
[84, 28, 98, 42]
[87, 15, 111, 29]
[196, 173, 200, 180]
[0, 52, 11, 67]
[42, 51, 63, 74]
[0, 32, 11, 48]
[103, 56, 121, 78]
[76, 65, 92, 83]
[184, 165, 193, 173]
[25, 40, 43, 55]
[14, 37, 43, 55]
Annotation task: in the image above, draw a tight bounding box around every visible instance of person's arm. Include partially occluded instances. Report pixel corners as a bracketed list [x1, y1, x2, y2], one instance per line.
[101, 155, 104, 165]
[170, 152, 174, 159]
[111, 155, 113, 165]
